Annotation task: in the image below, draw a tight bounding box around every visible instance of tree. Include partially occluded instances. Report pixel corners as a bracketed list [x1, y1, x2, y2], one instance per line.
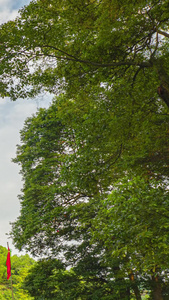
[24, 257, 136, 300]
[11, 254, 35, 299]
[91, 175, 169, 299]
[0, 245, 34, 299]
[10, 97, 169, 299]
[23, 258, 65, 299]
[1, 0, 169, 299]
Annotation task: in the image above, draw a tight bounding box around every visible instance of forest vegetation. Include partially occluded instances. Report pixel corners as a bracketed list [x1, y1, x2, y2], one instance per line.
[0, 245, 34, 299]
[0, 0, 169, 299]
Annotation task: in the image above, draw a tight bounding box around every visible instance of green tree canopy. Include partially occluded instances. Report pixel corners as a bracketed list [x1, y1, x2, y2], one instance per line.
[23, 257, 138, 300]
[11, 96, 169, 299]
[0, 0, 169, 106]
[1, 0, 169, 299]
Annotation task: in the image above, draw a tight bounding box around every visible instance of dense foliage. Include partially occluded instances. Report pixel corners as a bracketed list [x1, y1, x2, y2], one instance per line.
[0, 245, 34, 299]
[0, 0, 169, 299]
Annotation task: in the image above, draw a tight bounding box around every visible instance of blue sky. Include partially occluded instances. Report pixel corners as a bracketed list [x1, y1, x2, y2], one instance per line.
[10, 0, 31, 11]
[0, 0, 52, 255]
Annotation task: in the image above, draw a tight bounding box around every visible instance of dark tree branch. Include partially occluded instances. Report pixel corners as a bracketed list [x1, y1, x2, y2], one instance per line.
[157, 30, 169, 38]
[157, 85, 169, 108]
[40, 45, 151, 68]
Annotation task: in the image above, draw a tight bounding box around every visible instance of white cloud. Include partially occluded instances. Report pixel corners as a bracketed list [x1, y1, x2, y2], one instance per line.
[0, 10, 18, 23]
[0, 0, 31, 23]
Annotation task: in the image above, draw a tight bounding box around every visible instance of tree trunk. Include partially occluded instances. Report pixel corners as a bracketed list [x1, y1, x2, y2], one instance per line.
[129, 273, 142, 300]
[113, 264, 130, 299]
[132, 284, 142, 300]
[151, 275, 163, 300]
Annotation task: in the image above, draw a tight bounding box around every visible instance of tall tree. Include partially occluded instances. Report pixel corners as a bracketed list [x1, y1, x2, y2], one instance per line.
[11, 97, 169, 299]
[1, 0, 169, 299]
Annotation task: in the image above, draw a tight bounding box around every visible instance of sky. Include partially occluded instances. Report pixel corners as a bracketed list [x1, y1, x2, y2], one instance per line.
[0, 0, 52, 255]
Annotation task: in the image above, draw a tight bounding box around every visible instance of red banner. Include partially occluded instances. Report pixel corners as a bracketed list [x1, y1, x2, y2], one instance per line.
[6, 247, 11, 280]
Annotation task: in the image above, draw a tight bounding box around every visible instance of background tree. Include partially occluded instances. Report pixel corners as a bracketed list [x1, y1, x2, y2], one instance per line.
[11, 254, 35, 299]
[23, 259, 65, 300]
[0, 245, 34, 299]
[24, 257, 138, 300]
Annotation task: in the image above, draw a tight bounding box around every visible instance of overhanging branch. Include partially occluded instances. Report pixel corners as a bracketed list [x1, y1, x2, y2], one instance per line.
[40, 45, 151, 68]
[157, 30, 169, 38]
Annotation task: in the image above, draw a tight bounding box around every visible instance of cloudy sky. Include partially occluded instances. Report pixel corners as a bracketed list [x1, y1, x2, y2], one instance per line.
[0, 0, 51, 255]
[0, 0, 30, 23]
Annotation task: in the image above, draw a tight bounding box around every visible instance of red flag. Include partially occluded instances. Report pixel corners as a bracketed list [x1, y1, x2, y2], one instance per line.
[6, 247, 11, 280]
